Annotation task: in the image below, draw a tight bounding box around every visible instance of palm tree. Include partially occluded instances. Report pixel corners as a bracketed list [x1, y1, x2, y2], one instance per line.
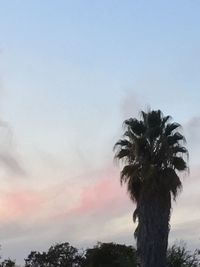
[114, 109, 188, 267]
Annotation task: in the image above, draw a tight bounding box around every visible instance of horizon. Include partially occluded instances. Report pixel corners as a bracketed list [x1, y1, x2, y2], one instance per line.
[0, 1, 200, 265]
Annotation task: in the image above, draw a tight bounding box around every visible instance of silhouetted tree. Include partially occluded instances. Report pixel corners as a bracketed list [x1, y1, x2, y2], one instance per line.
[25, 242, 82, 267]
[167, 244, 199, 267]
[25, 251, 47, 267]
[83, 242, 137, 267]
[0, 259, 16, 267]
[114, 109, 188, 267]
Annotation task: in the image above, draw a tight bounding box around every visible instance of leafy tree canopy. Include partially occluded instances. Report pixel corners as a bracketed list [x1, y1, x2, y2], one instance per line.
[24, 242, 82, 267]
[0, 241, 198, 267]
[0, 259, 16, 267]
[83, 242, 137, 267]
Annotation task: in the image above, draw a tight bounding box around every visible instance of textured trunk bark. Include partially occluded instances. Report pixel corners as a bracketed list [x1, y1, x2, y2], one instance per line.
[136, 193, 171, 267]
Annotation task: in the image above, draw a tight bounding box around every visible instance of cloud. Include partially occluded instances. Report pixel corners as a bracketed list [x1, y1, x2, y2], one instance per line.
[0, 120, 25, 176]
[0, 167, 125, 220]
[68, 171, 129, 216]
[0, 167, 132, 241]
[0, 153, 25, 176]
[0, 189, 45, 222]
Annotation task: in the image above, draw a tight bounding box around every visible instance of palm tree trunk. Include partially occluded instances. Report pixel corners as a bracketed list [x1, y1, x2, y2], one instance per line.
[136, 192, 171, 267]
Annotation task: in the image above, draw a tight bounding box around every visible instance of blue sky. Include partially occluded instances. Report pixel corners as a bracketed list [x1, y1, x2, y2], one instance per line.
[0, 1, 200, 264]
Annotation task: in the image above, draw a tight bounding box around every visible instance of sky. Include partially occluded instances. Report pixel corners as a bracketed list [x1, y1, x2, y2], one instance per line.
[0, 0, 200, 264]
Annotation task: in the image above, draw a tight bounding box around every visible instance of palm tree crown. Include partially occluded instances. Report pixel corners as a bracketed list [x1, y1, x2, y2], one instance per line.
[114, 109, 188, 205]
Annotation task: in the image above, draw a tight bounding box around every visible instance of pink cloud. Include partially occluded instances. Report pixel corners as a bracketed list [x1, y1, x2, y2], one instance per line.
[0, 190, 45, 221]
[0, 166, 132, 227]
[67, 167, 131, 216]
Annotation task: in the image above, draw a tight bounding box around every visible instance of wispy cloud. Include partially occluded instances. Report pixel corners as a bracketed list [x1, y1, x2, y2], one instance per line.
[68, 170, 128, 216]
[0, 120, 25, 176]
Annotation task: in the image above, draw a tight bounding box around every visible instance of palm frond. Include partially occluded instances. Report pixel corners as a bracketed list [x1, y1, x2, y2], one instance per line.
[113, 139, 132, 150]
[165, 123, 181, 136]
[172, 145, 189, 163]
[172, 145, 188, 154]
[123, 129, 137, 140]
[123, 118, 145, 136]
[127, 175, 142, 202]
[161, 168, 182, 199]
[140, 111, 148, 125]
[162, 115, 172, 125]
[114, 148, 132, 161]
[172, 156, 187, 171]
[167, 132, 186, 145]
[135, 137, 149, 156]
[148, 126, 162, 140]
[147, 109, 162, 128]
[120, 164, 140, 184]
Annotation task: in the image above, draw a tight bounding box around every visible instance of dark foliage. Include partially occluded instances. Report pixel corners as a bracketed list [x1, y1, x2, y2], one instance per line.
[2, 241, 198, 267]
[0, 259, 16, 267]
[24, 242, 83, 267]
[83, 242, 137, 267]
[167, 244, 200, 267]
[114, 109, 188, 203]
